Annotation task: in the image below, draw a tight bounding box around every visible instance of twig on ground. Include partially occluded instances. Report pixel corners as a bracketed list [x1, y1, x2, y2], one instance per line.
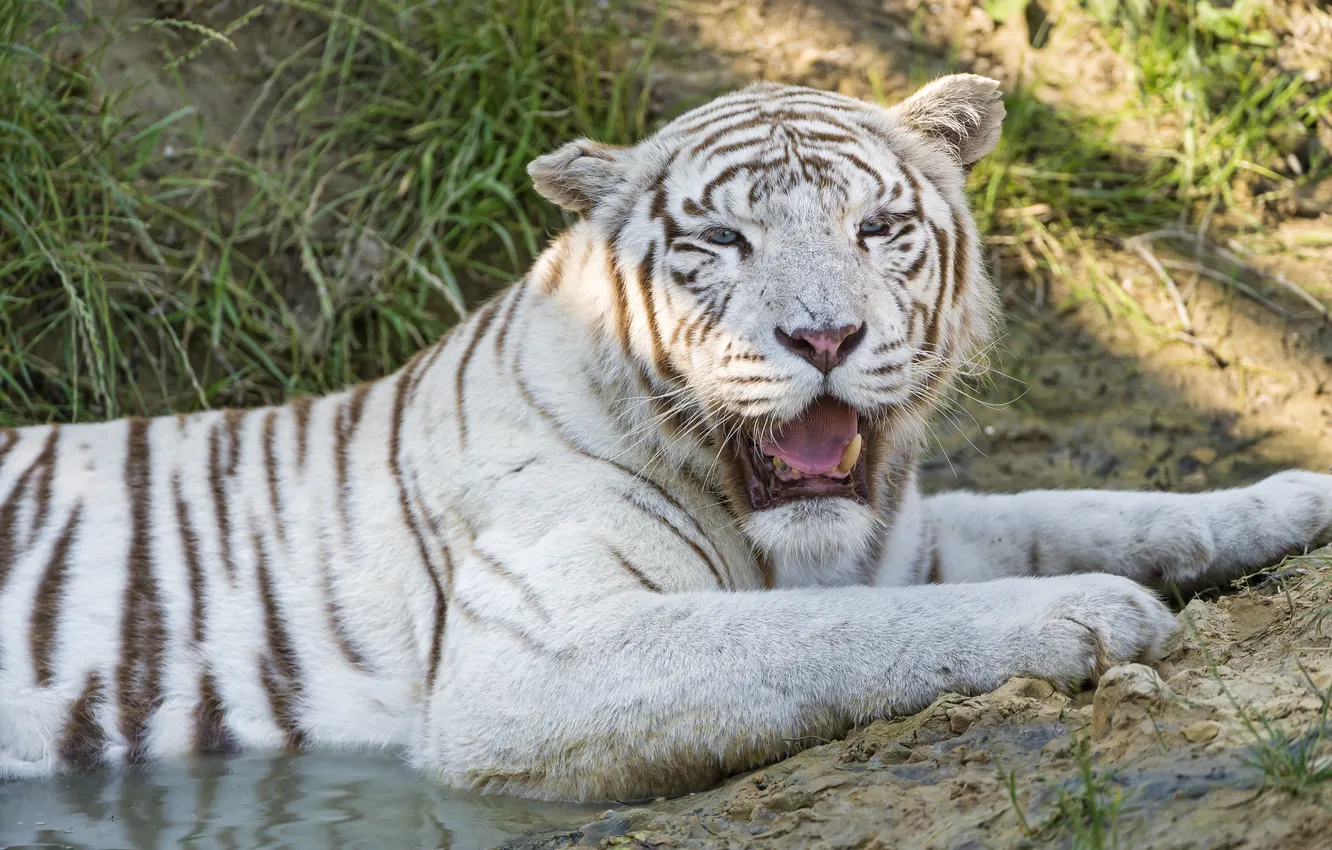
[1134, 229, 1329, 320]
[1127, 235, 1194, 333]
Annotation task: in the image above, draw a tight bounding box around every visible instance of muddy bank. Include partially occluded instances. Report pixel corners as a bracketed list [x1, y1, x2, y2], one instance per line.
[508, 553, 1332, 849]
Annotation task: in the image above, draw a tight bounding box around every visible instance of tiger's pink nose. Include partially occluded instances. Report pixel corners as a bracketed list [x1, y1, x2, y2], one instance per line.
[776, 323, 866, 373]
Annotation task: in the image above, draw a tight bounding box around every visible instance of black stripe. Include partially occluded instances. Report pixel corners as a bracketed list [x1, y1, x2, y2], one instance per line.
[319, 548, 369, 671]
[27, 426, 59, 547]
[454, 297, 504, 449]
[610, 547, 662, 593]
[291, 396, 313, 468]
[59, 671, 105, 771]
[390, 360, 448, 689]
[262, 410, 286, 546]
[512, 357, 730, 587]
[492, 280, 529, 363]
[475, 549, 550, 620]
[453, 597, 556, 658]
[605, 244, 633, 355]
[116, 417, 165, 762]
[410, 331, 454, 397]
[537, 238, 569, 294]
[194, 670, 237, 754]
[173, 475, 205, 645]
[950, 207, 970, 307]
[223, 409, 245, 477]
[206, 419, 235, 582]
[335, 382, 374, 528]
[0, 428, 60, 593]
[253, 533, 306, 749]
[632, 244, 677, 381]
[0, 428, 17, 467]
[617, 490, 725, 589]
[927, 545, 943, 584]
[30, 505, 82, 686]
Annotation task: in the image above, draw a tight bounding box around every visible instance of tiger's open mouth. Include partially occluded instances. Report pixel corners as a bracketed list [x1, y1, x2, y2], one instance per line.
[735, 396, 871, 511]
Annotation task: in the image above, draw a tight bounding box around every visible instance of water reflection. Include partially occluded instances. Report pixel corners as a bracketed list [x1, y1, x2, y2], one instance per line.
[0, 751, 595, 850]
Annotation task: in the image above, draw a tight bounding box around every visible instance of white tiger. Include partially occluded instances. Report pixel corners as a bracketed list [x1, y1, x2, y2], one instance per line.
[2, 75, 1331, 802]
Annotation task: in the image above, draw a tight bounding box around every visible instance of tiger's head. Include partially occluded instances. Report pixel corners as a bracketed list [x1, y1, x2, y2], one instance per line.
[528, 76, 1003, 574]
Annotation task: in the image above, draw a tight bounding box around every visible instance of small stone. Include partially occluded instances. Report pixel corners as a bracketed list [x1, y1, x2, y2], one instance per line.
[1181, 720, 1221, 743]
[1191, 446, 1218, 465]
[1041, 736, 1073, 761]
[948, 706, 981, 734]
[581, 813, 633, 842]
[994, 676, 1057, 701]
[1092, 664, 1171, 737]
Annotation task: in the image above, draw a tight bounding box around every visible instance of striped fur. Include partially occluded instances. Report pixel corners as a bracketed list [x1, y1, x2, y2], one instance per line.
[4, 78, 1332, 801]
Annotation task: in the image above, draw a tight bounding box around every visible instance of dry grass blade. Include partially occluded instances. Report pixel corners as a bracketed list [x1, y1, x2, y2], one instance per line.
[1126, 235, 1194, 333]
[1133, 229, 1329, 321]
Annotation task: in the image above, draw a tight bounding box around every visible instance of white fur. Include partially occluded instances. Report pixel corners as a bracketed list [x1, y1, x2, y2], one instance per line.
[3, 79, 1331, 802]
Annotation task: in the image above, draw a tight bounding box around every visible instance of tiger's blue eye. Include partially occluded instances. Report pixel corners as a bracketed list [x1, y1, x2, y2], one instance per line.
[707, 228, 741, 246]
[858, 217, 891, 236]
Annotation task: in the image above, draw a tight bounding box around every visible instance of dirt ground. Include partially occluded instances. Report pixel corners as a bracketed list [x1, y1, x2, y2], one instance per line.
[49, 1, 1332, 847]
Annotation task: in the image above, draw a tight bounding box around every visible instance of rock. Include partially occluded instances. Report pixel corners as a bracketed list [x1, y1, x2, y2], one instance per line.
[948, 706, 981, 734]
[1092, 663, 1172, 737]
[1161, 599, 1234, 663]
[578, 813, 632, 843]
[993, 677, 1057, 701]
[1181, 720, 1221, 743]
[1191, 446, 1219, 465]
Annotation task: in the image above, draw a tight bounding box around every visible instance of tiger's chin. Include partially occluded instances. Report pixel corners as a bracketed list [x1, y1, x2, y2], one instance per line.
[742, 497, 880, 581]
[727, 395, 882, 578]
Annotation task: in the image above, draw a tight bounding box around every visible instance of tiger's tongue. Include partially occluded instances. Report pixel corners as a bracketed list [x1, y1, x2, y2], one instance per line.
[759, 397, 859, 475]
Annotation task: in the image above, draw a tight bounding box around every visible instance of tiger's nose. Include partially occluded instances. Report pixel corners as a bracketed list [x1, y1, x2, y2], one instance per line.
[775, 323, 866, 373]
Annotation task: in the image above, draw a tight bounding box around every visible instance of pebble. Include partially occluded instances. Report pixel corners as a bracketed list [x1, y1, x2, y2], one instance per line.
[1181, 720, 1221, 743]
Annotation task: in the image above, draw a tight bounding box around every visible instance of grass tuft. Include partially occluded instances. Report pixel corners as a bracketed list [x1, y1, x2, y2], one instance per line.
[1239, 666, 1332, 797]
[1054, 734, 1133, 850]
[1, 0, 654, 425]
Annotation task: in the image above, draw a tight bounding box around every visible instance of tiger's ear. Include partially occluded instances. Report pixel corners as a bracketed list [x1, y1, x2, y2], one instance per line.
[888, 74, 1005, 167]
[528, 140, 630, 214]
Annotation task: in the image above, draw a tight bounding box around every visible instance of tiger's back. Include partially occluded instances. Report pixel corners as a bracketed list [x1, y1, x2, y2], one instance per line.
[0, 384, 434, 777]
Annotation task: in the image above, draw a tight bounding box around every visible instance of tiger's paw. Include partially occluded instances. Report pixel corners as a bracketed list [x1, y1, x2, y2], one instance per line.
[1009, 575, 1177, 689]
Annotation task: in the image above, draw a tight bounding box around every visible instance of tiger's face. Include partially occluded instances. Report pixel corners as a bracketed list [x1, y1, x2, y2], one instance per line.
[530, 77, 1004, 567]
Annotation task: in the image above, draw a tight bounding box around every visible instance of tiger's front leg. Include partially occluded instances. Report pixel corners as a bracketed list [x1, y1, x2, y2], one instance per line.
[412, 556, 1176, 802]
[914, 470, 1332, 593]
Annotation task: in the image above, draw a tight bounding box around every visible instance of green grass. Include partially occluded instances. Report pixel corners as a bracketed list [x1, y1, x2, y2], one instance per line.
[1004, 734, 1136, 849]
[1054, 735, 1134, 850]
[974, 0, 1332, 233]
[1240, 666, 1332, 797]
[2, 0, 1328, 428]
[970, 0, 1332, 328]
[1176, 557, 1332, 800]
[0, 0, 654, 425]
